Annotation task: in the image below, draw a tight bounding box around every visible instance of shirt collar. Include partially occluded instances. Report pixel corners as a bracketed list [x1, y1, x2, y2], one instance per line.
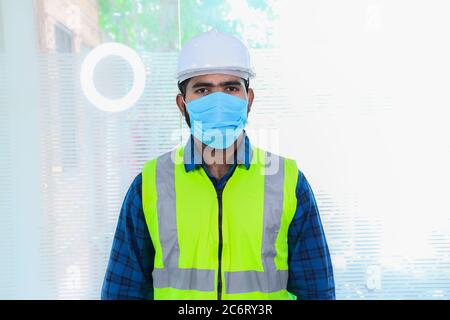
[183, 130, 253, 172]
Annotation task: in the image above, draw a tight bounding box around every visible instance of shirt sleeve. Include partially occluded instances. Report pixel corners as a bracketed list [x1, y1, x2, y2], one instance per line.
[287, 170, 336, 300]
[101, 173, 155, 300]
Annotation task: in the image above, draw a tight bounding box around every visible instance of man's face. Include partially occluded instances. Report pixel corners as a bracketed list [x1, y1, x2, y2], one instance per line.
[176, 73, 254, 127]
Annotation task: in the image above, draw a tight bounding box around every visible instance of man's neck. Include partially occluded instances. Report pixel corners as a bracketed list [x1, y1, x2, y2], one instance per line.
[193, 133, 244, 180]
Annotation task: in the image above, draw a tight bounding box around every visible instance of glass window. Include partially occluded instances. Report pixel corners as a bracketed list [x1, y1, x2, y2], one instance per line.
[54, 22, 73, 53]
[0, 3, 4, 52]
[1, 0, 449, 299]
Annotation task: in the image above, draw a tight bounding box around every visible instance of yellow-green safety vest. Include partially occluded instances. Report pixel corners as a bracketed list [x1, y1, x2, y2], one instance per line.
[142, 145, 298, 300]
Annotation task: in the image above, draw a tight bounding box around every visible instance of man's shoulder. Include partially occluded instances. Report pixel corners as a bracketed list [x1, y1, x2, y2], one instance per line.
[129, 172, 143, 191]
[139, 146, 185, 185]
[252, 146, 301, 175]
[142, 146, 182, 168]
[254, 147, 311, 189]
[252, 145, 298, 163]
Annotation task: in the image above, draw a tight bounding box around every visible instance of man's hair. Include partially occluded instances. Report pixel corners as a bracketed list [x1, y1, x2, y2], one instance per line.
[178, 78, 250, 97]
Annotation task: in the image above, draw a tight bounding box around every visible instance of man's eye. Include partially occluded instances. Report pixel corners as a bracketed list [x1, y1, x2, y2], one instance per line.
[226, 86, 239, 92]
[195, 88, 208, 94]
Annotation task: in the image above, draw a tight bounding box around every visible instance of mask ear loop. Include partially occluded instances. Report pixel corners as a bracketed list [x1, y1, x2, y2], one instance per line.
[181, 96, 188, 118]
[180, 96, 193, 129]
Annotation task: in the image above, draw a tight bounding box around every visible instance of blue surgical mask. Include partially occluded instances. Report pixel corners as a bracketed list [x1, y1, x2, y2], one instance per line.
[185, 92, 248, 149]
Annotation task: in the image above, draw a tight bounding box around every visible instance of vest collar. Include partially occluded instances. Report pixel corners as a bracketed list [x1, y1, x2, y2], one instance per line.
[183, 130, 253, 172]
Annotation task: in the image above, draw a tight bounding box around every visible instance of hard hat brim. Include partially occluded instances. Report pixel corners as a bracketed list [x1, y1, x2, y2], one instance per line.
[177, 68, 255, 84]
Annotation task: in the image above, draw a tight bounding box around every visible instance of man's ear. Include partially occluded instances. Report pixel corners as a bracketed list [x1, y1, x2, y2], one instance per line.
[176, 94, 191, 128]
[247, 88, 255, 114]
[176, 94, 186, 117]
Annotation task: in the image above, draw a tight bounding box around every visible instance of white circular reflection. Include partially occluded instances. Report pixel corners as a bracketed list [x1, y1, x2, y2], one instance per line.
[80, 42, 146, 112]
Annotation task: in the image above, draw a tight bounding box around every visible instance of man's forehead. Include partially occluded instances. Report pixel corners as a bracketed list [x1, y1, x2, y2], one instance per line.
[188, 73, 244, 86]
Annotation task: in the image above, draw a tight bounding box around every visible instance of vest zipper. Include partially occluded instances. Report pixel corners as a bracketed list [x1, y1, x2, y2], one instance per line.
[216, 188, 223, 300]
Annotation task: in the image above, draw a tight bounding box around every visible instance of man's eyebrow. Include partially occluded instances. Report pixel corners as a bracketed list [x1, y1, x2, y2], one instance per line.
[220, 81, 243, 87]
[191, 81, 243, 89]
[191, 82, 214, 89]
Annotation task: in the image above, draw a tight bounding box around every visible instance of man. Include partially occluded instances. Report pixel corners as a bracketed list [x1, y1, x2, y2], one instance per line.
[101, 30, 335, 300]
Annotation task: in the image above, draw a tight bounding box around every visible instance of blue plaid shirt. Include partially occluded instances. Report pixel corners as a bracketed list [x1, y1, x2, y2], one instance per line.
[101, 133, 335, 300]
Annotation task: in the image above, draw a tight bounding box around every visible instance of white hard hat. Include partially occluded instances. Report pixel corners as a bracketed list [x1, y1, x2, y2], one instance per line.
[177, 30, 256, 83]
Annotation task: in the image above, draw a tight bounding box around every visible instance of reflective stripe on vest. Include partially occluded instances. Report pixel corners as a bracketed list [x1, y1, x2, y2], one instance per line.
[225, 151, 287, 293]
[153, 150, 215, 291]
[142, 146, 298, 299]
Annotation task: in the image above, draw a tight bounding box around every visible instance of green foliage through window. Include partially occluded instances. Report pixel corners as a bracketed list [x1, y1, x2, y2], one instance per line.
[97, 0, 279, 51]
